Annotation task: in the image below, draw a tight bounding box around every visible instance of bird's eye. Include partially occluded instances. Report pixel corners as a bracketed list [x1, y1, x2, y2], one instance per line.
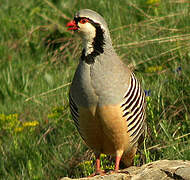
[79, 18, 88, 24]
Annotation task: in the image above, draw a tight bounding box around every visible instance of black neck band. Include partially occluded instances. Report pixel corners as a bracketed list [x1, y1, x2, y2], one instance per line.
[81, 20, 105, 64]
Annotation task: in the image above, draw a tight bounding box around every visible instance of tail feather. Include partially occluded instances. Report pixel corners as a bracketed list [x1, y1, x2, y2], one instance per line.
[121, 145, 137, 168]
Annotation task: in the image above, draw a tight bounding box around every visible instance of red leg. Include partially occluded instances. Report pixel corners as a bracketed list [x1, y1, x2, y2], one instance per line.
[108, 155, 122, 175]
[112, 150, 124, 173]
[88, 153, 105, 177]
[95, 155, 101, 173]
[114, 156, 121, 172]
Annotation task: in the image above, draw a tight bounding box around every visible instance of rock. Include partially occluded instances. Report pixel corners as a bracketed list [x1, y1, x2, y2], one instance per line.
[61, 160, 190, 180]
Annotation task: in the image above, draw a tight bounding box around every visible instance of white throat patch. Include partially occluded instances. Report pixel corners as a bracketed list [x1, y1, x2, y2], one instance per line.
[78, 22, 96, 56]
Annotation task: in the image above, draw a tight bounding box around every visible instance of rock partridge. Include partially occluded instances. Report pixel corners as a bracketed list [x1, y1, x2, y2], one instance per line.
[67, 9, 146, 175]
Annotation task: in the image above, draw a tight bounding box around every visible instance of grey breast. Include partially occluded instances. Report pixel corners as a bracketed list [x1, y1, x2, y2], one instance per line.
[70, 50, 131, 108]
[70, 60, 98, 108]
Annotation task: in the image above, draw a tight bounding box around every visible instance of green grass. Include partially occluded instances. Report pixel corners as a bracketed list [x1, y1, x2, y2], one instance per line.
[0, 0, 190, 179]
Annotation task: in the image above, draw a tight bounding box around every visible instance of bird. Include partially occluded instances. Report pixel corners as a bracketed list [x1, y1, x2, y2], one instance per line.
[66, 9, 146, 176]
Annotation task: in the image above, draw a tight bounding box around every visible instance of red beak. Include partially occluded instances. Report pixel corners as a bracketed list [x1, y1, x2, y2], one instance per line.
[66, 20, 78, 31]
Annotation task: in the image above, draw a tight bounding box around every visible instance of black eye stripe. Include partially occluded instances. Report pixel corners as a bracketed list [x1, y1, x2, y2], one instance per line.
[74, 17, 80, 24]
[74, 17, 97, 26]
[74, 17, 89, 23]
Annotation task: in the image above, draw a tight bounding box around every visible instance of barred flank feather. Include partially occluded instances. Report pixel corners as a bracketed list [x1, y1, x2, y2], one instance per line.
[121, 73, 146, 145]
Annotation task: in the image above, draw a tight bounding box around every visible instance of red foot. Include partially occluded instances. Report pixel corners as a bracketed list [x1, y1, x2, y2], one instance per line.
[107, 169, 119, 175]
[88, 170, 106, 177]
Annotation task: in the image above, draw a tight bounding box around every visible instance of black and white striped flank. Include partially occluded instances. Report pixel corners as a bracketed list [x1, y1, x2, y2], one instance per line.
[69, 93, 80, 131]
[121, 72, 146, 145]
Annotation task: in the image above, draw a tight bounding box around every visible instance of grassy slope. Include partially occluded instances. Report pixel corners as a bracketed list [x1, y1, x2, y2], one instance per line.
[0, 0, 190, 179]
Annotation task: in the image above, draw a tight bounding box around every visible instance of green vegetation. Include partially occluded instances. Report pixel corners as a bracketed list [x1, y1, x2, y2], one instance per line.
[0, 0, 190, 179]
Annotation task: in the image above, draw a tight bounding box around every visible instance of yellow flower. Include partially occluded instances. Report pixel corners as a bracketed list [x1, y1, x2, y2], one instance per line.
[48, 106, 65, 119]
[100, 154, 107, 158]
[7, 113, 18, 120]
[23, 121, 39, 127]
[147, 0, 160, 5]
[47, 113, 57, 119]
[146, 66, 163, 73]
[78, 160, 93, 167]
[0, 114, 6, 120]
[0, 113, 20, 131]
[83, 160, 93, 166]
[14, 127, 24, 132]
